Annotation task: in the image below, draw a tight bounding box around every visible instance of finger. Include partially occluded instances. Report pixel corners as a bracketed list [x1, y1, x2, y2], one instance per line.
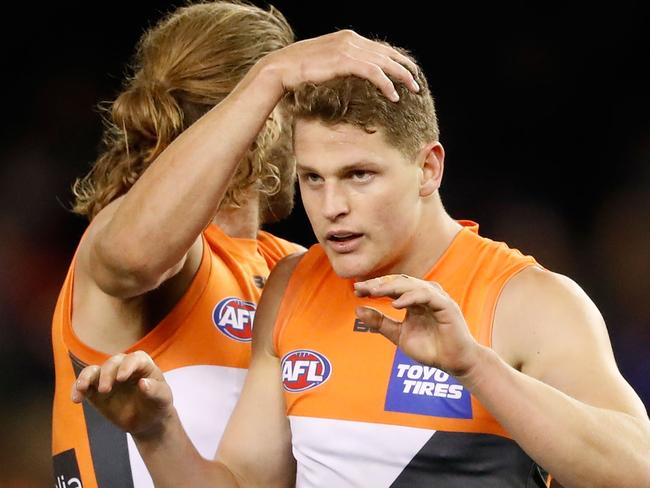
[72, 365, 101, 403]
[75, 364, 101, 392]
[391, 288, 433, 309]
[393, 287, 457, 319]
[338, 55, 400, 101]
[355, 306, 401, 345]
[97, 354, 126, 394]
[338, 30, 420, 79]
[347, 43, 419, 92]
[354, 274, 417, 299]
[116, 351, 158, 383]
[357, 277, 450, 304]
[356, 278, 453, 315]
[138, 377, 173, 407]
[353, 274, 401, 296]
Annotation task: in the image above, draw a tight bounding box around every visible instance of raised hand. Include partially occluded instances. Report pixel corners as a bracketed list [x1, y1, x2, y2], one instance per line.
[262, 29, 420, 102]
[354, 274, 482, 378]
[71, 351, 173, 437]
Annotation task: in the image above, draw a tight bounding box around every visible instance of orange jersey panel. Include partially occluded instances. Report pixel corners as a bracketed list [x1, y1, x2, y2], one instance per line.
[273, 221, 550, 487]
[52, 224, 299, 488]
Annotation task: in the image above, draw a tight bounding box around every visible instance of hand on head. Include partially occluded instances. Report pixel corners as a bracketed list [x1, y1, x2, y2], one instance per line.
[266, 29, 420, 102]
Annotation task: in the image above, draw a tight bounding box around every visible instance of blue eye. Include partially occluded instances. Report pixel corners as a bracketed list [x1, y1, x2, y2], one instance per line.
[351, 170, 373, 182]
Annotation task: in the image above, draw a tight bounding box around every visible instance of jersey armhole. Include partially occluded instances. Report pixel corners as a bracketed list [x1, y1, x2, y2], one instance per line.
[62, 232, 212, 364]
[479, 259, 538, 348]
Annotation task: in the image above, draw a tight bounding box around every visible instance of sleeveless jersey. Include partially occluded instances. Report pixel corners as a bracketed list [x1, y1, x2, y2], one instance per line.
[273, 221, 551, 487]
[52, 224, 299, 488]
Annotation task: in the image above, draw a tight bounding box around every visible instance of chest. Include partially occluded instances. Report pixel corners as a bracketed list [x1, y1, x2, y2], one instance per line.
[277, 288, 482, 431]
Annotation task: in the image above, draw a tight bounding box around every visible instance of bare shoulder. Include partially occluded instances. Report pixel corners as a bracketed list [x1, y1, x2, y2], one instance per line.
[495, 266, 606, 347]
[72, 195, 204, 352]
[260, 251, 308, 302]
[494, 266, 647, 417]
[267, 251, 308, 287]
[252, 251, 307, 355]
[500, 265, 592, 307]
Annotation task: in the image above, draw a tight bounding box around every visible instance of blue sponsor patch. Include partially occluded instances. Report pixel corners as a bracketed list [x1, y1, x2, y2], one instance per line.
[384, 349, 472, 419]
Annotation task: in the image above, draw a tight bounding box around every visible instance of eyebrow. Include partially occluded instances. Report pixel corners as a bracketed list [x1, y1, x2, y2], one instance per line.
[296, 161, 381, 175]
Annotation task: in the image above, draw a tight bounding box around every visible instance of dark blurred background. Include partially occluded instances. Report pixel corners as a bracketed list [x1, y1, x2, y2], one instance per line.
[1, 1, 648, 485]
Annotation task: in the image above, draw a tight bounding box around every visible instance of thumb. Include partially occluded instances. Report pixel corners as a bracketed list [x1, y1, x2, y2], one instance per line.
[355, 306, 401, 345]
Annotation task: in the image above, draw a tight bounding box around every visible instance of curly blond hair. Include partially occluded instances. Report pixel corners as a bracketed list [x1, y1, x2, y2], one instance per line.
[72, 1, 295, 220]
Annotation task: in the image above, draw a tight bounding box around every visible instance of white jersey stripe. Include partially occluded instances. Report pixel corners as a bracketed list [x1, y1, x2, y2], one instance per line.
[126, 365, 247, 487]
[290, 415, 435, 488]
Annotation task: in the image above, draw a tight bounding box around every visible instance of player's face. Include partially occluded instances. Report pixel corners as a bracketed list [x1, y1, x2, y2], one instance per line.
[294, 120, 424, 280]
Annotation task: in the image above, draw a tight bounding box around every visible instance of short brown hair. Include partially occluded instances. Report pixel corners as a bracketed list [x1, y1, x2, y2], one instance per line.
[285, 43, 439, 159]
[73, 1, 295, 219]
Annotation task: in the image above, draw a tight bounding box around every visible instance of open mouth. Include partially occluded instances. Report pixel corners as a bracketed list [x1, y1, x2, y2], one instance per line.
[327, 232, 363, 243]
[325, 232, 364, 253]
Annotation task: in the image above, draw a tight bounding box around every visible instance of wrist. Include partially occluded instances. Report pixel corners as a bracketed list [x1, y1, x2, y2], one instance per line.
[455, 345, 498, 391]
[248, 54, 286, 100]
[132, 406, 179, 445]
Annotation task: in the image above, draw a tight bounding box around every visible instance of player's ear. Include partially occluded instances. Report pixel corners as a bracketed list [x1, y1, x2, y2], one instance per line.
[418, 142, 444, 197]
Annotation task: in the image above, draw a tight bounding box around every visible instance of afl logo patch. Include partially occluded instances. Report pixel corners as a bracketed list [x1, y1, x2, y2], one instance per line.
[281, 349, 332, 392]
[212, 297, 256, 342]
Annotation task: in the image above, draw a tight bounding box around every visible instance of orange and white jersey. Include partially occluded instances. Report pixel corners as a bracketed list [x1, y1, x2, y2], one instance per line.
[52, 224, 299, 488]
[274, 221, 551, 487]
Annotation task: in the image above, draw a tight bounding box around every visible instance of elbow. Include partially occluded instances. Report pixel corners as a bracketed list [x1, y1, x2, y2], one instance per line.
[90, 237, 164, 298]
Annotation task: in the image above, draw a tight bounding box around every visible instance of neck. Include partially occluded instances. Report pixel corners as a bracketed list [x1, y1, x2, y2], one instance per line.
[395, 193, 463, 278]
[211, 193, 260, 239]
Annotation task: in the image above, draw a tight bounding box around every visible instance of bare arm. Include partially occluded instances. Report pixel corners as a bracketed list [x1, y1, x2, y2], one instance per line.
[71, 29, 423, 482]
[137, 253, 303, 487]
[73, 30, 419, 351]
[82, 30, 419, 299]
[354, 271, 650, 488]
[215, 253, 301, 487]
[473, 267, 650, 488]
[71, 252, 303, 487]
